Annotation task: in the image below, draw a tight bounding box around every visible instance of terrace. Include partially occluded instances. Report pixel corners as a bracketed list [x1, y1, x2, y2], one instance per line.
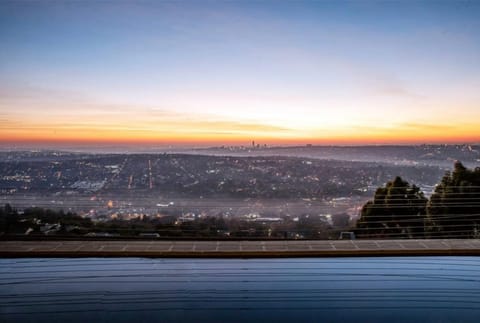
[2, 239, 480, 258]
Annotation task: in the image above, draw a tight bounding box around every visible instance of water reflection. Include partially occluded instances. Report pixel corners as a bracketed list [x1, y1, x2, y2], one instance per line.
[1, 257, 480, 322]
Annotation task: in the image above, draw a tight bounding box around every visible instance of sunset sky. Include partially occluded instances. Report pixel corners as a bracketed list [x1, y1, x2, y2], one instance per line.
[1, 1, 480, 147]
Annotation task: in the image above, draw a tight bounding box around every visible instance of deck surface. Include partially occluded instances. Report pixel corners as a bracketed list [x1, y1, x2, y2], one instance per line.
[1, 239, 480, 257]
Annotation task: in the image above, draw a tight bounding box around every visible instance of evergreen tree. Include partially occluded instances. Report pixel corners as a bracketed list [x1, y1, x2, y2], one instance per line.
[426, 161, 480, 238]
[356, 177, 427, 238]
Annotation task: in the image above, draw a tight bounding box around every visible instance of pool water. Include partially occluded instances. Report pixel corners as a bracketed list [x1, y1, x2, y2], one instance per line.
[1, 257, 480, 322]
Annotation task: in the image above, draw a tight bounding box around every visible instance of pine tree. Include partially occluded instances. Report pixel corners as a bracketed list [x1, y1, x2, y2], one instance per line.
[426, 161, 480, 238]
[356, 177, 427, 238]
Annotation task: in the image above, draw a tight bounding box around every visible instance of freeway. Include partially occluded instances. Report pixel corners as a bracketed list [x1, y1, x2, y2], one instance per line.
[1, 239, 480, 257]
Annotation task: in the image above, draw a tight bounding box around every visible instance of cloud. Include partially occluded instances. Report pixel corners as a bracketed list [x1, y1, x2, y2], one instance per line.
[0, 85, 295, 142]
[0, 82, 90, 103]
[350, 122, 457, 133]
[0, 117, 25, 129]
[376, 82, 424, 99]
[400, 122, 456, 132]
[32, 118, 293, 136]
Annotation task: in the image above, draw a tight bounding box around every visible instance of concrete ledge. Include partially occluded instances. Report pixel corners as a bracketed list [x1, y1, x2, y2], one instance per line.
[1, 239, 480, 258]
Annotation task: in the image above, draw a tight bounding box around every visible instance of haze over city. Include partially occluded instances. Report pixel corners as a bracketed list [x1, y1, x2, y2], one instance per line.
[2, 4, 480, 320]
[1, 1, 480, 148]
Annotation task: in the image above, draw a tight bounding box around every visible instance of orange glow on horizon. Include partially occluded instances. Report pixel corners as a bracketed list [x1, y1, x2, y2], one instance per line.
[1, 115, 479, 147]
[2, 133, 479, 147]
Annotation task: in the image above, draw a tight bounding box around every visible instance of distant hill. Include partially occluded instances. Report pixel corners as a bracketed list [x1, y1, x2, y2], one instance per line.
[191, 144, 480, 168]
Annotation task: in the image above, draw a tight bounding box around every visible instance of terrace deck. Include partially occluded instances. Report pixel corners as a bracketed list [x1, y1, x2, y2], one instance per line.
[1, 239, 480, 257]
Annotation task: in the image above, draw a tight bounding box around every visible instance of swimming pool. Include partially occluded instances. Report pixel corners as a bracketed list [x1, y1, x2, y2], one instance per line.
[1, 257, 479, 322]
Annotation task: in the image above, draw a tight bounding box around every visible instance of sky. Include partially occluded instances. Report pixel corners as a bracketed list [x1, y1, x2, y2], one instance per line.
[1, 0, 480, 147]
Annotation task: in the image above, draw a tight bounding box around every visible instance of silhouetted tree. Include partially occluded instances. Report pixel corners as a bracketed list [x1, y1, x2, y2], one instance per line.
[356, 177, 427, 238]
[0, 204, 17, 234]
[332, 213, 350, 228]
[426, 161, 480, 238]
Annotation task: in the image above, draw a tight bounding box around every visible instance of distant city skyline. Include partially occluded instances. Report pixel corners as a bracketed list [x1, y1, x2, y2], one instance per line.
[1, 1, 480, 147]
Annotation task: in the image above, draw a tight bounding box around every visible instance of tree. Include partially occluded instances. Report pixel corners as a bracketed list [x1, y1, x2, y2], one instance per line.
[332, 213, 350, 228]
[356, 177, 427, 238]
[0, 204, 16, 234]
[426, 161, 480, 238]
